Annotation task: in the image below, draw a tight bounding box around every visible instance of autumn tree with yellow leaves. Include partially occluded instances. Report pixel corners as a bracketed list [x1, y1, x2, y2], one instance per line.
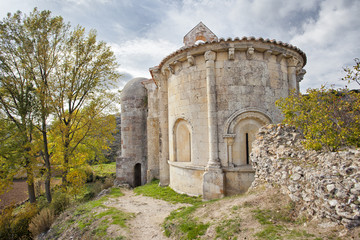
[0, 8, 119, 203]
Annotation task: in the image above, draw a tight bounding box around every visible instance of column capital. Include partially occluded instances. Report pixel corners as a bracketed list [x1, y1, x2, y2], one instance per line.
[287, 57, 299, 67]
[204, 50, 216, 61]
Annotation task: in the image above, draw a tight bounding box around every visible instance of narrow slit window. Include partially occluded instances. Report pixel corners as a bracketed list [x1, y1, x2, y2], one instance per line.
[246, 133, 249, 165]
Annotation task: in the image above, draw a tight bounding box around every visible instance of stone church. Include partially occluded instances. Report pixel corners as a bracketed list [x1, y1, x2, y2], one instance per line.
[116, 22, 307, 200]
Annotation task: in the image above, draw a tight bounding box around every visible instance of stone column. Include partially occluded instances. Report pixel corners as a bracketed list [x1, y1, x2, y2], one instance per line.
[142, 79, 160, 182]
[150, 67, 170, 186]
[224, 134, 235, 167]
[203, 50, 224, 200]
[205, 50, 220, 167]
[287, 57, 299, 92]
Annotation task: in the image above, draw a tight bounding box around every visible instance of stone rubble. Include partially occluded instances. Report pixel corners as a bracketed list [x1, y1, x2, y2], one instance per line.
[250, 124, 360, 228]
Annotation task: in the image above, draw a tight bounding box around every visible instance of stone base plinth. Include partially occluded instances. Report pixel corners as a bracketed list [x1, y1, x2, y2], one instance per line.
[203, 167, 224, 200]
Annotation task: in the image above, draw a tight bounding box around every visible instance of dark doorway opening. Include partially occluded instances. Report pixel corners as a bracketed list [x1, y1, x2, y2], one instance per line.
[134, 163, 141, 187]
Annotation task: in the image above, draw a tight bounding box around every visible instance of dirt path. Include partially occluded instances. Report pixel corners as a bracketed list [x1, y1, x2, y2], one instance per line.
[107, 188, 188, 240]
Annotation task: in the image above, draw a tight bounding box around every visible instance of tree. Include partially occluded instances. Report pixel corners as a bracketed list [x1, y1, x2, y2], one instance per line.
[49, 25, 119, 187]
[0, 8, 119, 202]
[0, 9, 69, 203]
[343, 58, 360, 87]
[276, 87, 360, 152]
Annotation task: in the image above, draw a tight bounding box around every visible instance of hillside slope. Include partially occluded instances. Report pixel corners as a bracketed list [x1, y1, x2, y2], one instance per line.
[41, 182, 360, 240]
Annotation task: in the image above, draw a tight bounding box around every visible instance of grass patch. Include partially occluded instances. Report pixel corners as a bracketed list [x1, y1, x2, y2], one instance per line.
[109, 187, 124, 198]
[215, 216, 242, 240]
[163, 205, 209, 239]
[55, 187, 133, 238]
[252, 207, 320, 239]
[134, 179, 203, 204]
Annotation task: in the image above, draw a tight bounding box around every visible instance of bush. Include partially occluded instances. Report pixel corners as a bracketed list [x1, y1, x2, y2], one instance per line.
[102, 177, 114, 190]
[50, 191, 70, 215]
[29, 208, 55, 237]
[0, 203, 38, 240]
[83, 165, 95, 183]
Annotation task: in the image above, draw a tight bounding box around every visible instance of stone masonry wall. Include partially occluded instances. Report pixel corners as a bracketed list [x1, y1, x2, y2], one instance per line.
[251, 124, 360, 228]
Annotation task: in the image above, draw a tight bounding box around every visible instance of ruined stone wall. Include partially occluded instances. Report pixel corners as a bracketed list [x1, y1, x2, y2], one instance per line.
[251, 124, 360, 228]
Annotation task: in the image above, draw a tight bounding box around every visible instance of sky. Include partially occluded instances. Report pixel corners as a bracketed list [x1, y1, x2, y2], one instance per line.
[1, 0, 359, 92]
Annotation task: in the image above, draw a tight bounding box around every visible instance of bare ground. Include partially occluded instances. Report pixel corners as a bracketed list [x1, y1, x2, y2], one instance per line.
[46, 187, 189, 240]
[107, 188, 188, 240]
[45, 186, 360, 240]
[0, 180, 30, 209]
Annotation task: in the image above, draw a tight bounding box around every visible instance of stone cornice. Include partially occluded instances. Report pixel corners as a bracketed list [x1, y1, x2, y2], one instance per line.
[150, 37, 307, 73]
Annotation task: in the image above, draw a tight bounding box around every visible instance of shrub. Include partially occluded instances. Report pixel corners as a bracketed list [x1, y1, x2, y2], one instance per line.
[83, 165, 95, 183]
[29, 208, 55, 237]
[102, 177, 114, 190]
[276, 87, 360, 151]
[0, 203, 38, 240]
[50, 191, 70, 215]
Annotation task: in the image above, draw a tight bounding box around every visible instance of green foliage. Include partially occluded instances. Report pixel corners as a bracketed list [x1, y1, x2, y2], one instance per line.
[134, 179, 203, 204]
[92, 162, 116, 179]
[49, 190, 70, 215]
[0, 203, 38, 240]
[0, 7, 120, 203]
[28, 208, 55, 237]
[276, 87, 360, 151]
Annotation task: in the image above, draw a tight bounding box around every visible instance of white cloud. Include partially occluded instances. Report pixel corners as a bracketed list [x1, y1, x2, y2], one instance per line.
[290, 0, 360, 90]
[110, 38, 179, 80]
[1, 0, 359, 91]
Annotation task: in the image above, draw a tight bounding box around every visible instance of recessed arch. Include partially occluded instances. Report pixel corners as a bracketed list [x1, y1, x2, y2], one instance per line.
[223, 109, 271, 166]
[173, 119, 192, 162]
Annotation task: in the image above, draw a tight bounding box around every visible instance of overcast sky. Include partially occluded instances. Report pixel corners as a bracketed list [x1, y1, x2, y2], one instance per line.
[1, 0, 359, 91]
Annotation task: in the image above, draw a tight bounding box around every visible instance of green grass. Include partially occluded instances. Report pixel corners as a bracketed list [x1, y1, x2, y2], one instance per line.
[215, 217, 242, 240]
[92, 162, 116, 178]
[56, 187, 133, 238]
[252, 207, 320, 240]
[163, 205, 209, 239]
[134, 179, 203, 204]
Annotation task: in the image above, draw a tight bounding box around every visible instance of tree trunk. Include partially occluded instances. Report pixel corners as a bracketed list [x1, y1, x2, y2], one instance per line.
[42, 120, 52, 203]
[25, 163, 36, 203]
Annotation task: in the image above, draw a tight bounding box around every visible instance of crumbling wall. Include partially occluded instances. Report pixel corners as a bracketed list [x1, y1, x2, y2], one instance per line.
[251, 124, 360, 228]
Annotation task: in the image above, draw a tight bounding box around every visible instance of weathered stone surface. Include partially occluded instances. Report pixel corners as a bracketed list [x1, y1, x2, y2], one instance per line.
[251, 124, 360, 229]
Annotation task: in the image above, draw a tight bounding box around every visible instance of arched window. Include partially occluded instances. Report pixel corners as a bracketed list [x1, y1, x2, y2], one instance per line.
[224, 110, 271, 167]
[174, 119, 191, 162]
[232, 119, 263, 165]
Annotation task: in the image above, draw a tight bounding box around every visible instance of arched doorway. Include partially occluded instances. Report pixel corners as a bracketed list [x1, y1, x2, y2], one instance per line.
[134, 163, 142, 187]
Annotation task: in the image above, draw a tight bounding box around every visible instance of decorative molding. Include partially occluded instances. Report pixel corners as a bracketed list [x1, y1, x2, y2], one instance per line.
[246, 47, 255, 60]
[167, 65, 174, 74]
[228, 47, 235, 60]
[223, 108, 272, 135]
[187, 55, 195, 66]
[276, 53, 286, 63]
[204, 50, 216, 61]
[296, 68, 306, 82]
[287, 57, 299, 67]
[263, 50, 272, 60]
